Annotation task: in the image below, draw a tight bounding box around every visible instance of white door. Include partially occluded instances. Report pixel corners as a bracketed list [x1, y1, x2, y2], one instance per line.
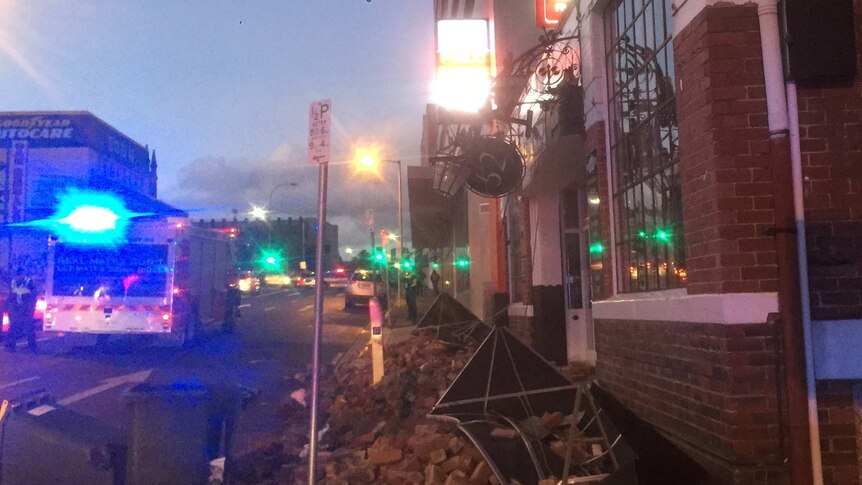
[562, 189, 594, 364]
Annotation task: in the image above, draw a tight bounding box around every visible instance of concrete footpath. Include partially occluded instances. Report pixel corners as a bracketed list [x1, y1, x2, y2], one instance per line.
[331, 291, 437, 372]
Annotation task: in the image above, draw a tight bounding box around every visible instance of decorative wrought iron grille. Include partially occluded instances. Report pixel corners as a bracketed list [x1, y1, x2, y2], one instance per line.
[605, 0, 685, 292]
[429, 32, 581, 199]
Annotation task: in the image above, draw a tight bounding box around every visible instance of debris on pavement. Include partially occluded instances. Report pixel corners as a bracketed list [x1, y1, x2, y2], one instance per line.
[232, 320, 632, 484]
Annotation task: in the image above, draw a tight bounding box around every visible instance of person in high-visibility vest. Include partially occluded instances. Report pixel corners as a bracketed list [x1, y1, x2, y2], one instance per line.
[5, 268, 37, 353]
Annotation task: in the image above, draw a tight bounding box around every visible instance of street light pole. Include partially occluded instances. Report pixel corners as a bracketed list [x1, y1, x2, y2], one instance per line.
[268, 182, 298, 214]
[395, 160, 403, 309]
[267, 181, 298, 261]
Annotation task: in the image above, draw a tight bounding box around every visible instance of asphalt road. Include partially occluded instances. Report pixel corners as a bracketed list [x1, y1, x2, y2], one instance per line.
[0, 285, 369, 455]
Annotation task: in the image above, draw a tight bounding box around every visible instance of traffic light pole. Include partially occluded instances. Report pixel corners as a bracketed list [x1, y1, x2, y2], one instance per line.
[308, 162, 328, 483]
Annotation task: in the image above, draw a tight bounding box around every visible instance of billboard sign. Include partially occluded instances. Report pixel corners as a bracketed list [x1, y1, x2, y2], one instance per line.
[535, 0, 570, 28]
[0, 113, 149, 168]
[7, 140, 28, 223]
[433, 19, 492, 113]
[308, 100, 332, 164]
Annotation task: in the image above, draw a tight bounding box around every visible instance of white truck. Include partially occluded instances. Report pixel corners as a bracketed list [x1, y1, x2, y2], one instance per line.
[41, 216, 236, 344]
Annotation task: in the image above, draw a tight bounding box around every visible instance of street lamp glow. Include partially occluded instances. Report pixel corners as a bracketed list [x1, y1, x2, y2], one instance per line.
[250, 206, 267, 219]
[345, 247, 353, 255]
[387, 233, 398, 243]
[352, 147, 383, 176]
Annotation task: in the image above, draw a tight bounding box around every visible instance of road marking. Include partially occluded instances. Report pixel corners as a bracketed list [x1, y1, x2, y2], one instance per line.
[300, 304, 314, 312]
[0, 376, 41, 390]
[58, 369, 152, 406]
[264, 306, 277, 312]
[238, 304, 251, 309]
[259, 289, 294, 298]
[288, 291, 301, 297]
[13, 336, 52, 348]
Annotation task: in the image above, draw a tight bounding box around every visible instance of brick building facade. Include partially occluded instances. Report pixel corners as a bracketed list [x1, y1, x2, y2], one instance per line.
[419, 0, 861, 482]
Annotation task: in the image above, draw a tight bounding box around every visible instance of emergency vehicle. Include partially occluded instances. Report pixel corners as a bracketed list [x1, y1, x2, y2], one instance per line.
[41, 216, 235, 345]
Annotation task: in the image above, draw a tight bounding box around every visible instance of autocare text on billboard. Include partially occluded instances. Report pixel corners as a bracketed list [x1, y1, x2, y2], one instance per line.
[0, 113, 148, 168]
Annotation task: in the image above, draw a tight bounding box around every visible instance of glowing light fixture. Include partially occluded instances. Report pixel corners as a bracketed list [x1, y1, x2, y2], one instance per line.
[433, 19, 492, 113]
[250, 206, 267, 220]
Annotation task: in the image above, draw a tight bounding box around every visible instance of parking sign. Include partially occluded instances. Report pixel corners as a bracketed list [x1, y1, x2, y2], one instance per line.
[308, 99, 331, 164]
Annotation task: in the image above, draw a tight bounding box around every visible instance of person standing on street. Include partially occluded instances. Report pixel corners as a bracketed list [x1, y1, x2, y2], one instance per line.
[416, 269, 427, 296]
[430, 269, 441, 295]
[5, 268, 37, 353]
[223, 278, 242, 333]
[403, 270, 419, 324]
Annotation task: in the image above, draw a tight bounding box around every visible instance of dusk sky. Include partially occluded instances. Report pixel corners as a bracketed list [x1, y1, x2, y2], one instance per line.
[0, 0, 436, 255]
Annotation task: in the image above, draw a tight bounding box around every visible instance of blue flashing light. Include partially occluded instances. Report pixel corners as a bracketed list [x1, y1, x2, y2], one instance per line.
[59, 206, 121, 233]
[49, 189, 135, 245]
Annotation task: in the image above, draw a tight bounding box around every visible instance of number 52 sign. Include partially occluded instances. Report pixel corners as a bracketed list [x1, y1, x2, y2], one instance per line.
[308, 99, 332, 165]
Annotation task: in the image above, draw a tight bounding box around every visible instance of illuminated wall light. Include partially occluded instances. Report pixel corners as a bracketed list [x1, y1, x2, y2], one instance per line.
[588, 197, 600, 205]
[536, 0, 571, 27]
[433, 19, 492, 113]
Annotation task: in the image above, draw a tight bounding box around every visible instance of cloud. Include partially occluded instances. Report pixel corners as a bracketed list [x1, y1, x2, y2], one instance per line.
[161, 148, 411, 253]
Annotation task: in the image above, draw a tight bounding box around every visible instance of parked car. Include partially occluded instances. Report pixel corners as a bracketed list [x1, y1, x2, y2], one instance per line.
[322, 268, 349, 288]
[302, 274, 317, 287]
[262, 272, 292, 287]
[292, 272, 316, 288]
[237, 271, 261, 294]
[344, 269, 387, 309]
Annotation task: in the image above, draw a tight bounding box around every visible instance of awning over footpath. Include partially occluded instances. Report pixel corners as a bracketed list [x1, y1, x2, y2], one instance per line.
[518, 134, 586, 197]
[408, 166, 464, 249]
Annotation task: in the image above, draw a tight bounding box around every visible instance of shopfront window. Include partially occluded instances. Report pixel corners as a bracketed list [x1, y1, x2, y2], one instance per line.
[605, 0, 685, 292]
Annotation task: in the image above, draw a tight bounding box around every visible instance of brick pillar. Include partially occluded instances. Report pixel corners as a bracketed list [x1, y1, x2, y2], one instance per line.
[675, 4, 779, 295]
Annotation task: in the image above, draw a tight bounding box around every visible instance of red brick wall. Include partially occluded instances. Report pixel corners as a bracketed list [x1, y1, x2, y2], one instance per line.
[797, 0, 862, 320]
[586, 121, 613, 300]
[595, 318, 788, 483]
[675, 4, 779, 295]
[816, 380, 861, 485]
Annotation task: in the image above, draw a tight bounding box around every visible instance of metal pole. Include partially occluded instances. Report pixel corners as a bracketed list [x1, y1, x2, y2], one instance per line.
[307, 162, 328, 483]
[396, 160, 403, 309]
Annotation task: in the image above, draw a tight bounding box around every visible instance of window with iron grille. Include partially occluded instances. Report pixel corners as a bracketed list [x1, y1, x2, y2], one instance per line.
[605, 0, 685, 292]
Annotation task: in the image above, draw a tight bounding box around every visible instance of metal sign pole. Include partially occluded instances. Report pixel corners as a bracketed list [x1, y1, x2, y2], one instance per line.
[308, 161, 328, 483]
[306, 98, 331, 484]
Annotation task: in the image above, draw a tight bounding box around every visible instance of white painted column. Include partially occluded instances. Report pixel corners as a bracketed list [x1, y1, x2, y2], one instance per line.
[530, 195, 563, 286]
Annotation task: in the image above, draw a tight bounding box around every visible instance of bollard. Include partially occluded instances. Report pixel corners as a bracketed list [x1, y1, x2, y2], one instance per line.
[369, 297, 384, 384]
[124, 382, 210, 485]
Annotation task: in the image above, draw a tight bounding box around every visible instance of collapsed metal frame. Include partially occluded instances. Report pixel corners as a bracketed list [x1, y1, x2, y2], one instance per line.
[428, 327, 635, 484]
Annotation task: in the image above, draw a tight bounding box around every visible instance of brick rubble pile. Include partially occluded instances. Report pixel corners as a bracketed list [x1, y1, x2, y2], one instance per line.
[234, 329, 603, 485]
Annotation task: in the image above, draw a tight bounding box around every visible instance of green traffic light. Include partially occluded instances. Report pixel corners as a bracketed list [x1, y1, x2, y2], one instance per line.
[455, 258, 469, 268]
[258, 248, 285, 270]
[589, 242, 604, 254]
